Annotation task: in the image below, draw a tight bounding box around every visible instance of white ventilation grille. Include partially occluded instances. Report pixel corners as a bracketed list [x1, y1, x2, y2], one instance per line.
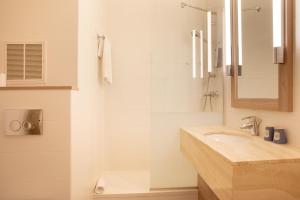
[6, 44, 24, 80]
[5, 42, 45, 84]
[25, 44, 43, 80]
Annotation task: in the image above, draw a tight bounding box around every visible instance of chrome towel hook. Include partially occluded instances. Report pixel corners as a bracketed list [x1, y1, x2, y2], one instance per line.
[97, 34, 106, 40]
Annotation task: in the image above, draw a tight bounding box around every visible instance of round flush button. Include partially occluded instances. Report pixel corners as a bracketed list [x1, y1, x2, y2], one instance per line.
[23, 121, 34, 131]
[9, 120, 22, 132]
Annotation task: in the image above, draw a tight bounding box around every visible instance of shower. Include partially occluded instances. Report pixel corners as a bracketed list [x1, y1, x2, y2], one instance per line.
[181, 2, 221, 112]
[181, 2, 261, 13]
[181, 2, 217, 15]
[243, 6, 262, 13]
[181, 2, 210, 13]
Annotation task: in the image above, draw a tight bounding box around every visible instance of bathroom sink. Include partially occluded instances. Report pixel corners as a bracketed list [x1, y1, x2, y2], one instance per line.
[204, 132, 250, 143]
[180, 127, 300, 200]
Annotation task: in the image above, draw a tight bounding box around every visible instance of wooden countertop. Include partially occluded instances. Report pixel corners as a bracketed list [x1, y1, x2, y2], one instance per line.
[181, 126, 300, 165]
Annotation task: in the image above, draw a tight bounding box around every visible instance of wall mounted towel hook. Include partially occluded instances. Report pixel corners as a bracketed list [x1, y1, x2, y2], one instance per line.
[97, 34, 106, 59]
[97, 34, 106, 40]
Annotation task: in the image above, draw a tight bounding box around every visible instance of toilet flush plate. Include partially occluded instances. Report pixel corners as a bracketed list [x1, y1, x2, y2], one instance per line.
[4, 109, 43, 136]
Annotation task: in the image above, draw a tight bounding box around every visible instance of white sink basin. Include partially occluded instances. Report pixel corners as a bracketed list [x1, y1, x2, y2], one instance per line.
[204, 132, 250, 143]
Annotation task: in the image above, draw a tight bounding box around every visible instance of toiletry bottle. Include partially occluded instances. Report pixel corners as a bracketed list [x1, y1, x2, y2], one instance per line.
[273, 129, 287, 144]
[264, 127, 275, 141]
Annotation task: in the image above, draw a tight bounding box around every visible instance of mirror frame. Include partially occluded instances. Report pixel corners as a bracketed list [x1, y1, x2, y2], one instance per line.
[230, 0, 294, 112]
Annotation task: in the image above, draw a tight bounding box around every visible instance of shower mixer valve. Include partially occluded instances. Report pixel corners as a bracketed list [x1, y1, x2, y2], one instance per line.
[203, 91, 218, 98]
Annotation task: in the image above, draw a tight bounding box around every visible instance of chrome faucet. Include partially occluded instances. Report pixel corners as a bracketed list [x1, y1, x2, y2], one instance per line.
[240, 116, 261, 136]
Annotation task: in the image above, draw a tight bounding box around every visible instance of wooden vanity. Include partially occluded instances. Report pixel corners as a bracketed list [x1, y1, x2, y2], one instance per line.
[180, 127, 300, 200]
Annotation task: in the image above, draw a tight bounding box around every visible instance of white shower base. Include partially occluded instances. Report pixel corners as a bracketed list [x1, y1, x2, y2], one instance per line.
[93, 171, 197, 200]
[98, 171, 150, 194]
[92, 188, 197, 200]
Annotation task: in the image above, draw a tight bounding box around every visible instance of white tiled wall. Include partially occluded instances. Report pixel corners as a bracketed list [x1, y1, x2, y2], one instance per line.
[0, 0, 107, 199]
[70, 0, 106, 199]
[150, 112, 223, 188]
[0, 90, 71, 200]
[104, 0, 224, 189]
[103, 0, 153, 171]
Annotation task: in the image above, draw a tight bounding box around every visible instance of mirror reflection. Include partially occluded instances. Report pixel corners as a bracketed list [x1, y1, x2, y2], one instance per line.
[237, 0, 279, 99]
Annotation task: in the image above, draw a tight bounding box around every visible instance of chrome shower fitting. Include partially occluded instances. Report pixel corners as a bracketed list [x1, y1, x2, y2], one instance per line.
[191, 31, 208, 43]
[243, 6, 262, 13]
[181, 2, 217, 15]
[202, 91, 219, 112]
[208, 72, 216, 78]
[201, 71, 219, 112]
[181, 2, 188, 8]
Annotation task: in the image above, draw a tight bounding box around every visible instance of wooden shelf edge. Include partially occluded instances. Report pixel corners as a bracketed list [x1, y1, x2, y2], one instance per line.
[0, 86, 74, 90]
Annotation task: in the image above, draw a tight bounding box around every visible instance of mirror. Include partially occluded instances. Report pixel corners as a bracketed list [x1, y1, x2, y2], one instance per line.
[238, 0, 278, 99]
[228, 0, 293, 111]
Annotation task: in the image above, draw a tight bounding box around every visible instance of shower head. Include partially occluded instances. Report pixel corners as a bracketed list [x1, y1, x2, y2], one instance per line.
[181, 2, 188, 8]
[243, 6, 262, 13]
[180, 2, 215, 14]
[191, 31, 208, 43]
[255, 6, 262, 12]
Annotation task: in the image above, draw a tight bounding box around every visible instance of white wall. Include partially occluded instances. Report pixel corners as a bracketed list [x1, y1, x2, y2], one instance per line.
[103, 0, 152, 171]
[71, 0, 106, 199]
[150, 113, 223, 188]
[150, 0, 223, 188]
[0, 0, 78, 199]
[103, 0, 223, 188]
[224, 1, 300, 147]
[0, 0, 78, 87]
[0, 90, 71, 200]
[104, 0, 205, 172]
[0, 0, 107, 199]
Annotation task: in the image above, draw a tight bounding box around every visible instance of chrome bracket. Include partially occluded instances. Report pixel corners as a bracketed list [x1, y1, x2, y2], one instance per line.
[273, 47, 285, 64]
[225, 65, 233, 76]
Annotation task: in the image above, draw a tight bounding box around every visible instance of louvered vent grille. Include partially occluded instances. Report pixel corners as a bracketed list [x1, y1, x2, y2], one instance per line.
[25, 44, 43, 80]
[6, 43, 45, 82]
[6, 44, 24, 80]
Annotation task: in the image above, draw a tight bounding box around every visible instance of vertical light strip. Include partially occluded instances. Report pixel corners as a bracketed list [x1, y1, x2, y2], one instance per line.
[207, 11, 212, 73]
[200, 30, 204, 78]
[23, 44, 26, 80]
[192, 30, 197, 79]
[273, 0, 282, 47]
[237, 0, 243, 66]
[225, 0, 232, 66]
